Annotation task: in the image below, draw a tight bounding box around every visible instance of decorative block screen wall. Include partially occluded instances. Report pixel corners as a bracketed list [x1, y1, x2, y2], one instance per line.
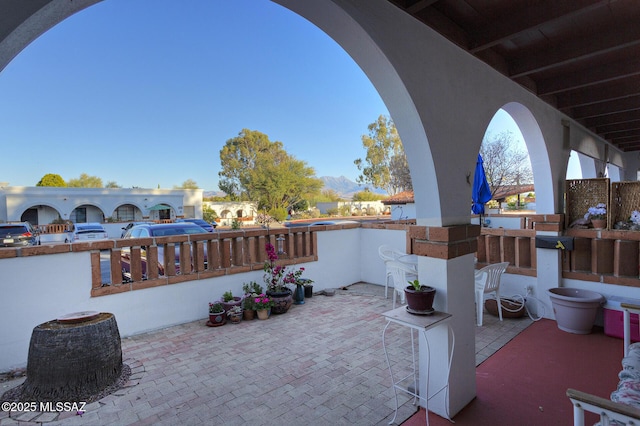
[565, 178, 610, 229]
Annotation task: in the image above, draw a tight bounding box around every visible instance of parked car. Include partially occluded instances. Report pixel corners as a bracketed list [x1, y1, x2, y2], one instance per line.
[120, 222, 208, 279]
[284, 220, 359, 227]
[175, 218, 217, 232]
[65, 223, 109, 243]
[120, 221, 154, 238]
[0, 222, 40, 247]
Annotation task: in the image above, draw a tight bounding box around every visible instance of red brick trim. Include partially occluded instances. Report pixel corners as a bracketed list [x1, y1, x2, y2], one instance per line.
[408, 224, 480, 260]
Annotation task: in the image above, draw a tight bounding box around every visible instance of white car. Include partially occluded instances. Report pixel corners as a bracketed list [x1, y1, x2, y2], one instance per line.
[65, 223, 109, 243]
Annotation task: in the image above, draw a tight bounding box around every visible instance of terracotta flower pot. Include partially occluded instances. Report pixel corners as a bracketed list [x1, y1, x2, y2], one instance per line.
[591, 218, 607, 229]
[256, 309, 269, 320]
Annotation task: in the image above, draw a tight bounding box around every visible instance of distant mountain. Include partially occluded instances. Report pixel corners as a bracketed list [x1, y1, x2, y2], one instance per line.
[203, 190, 226, 199]
[320, 176, 386, 199]
[203, 176, 385, 200]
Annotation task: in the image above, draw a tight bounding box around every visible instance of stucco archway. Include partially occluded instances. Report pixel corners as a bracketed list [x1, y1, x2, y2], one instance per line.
[500, 102, 554, 213]
[2, 0, 572, 417]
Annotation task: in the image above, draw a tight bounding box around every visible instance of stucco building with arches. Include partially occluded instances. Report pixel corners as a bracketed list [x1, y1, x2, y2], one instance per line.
[0, 185, 202, 226]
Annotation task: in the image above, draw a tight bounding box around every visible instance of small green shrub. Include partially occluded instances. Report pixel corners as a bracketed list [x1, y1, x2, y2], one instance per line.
[222, 290, 234, 302]
[326, 207, 339, 216]
[268, 207, 288, 222]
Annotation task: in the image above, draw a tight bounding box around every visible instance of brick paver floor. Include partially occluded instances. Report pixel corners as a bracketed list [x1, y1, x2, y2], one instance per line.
[0, 283, 532, 425]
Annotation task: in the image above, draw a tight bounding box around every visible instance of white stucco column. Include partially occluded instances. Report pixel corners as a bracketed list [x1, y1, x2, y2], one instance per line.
[408, 224, 480, 416]
[275, 0, 568, 418]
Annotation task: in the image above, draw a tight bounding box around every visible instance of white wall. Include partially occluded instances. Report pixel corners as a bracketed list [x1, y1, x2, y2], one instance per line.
[359, 227, 407, 285]
[0, 227, 364, 371]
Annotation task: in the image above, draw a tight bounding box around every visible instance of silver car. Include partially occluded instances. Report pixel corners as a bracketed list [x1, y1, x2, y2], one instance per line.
[65, 223, 109, 243]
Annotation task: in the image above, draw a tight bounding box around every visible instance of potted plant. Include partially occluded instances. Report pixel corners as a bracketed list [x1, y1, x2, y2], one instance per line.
[404, 279, 436, 314]
[585, 203, 607, 229]
[263, 243, 295, 314]
[291, 273, 312, 305]
[253, 294, 274, 320]
[242, 294, 256, 320]
[227, 305, 243, 324]
[303, 279, 314, 298]
[221, 290, 242, 312]
[243, 281, 264, 295]
[208, 302, 226, 327]
[242, 281, 263, 320]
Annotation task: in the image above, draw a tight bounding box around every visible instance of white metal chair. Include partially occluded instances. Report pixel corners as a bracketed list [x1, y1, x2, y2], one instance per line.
[378, 245, 408, 298]
[474, 262, 509, 326]
[386, 260, 418, 308]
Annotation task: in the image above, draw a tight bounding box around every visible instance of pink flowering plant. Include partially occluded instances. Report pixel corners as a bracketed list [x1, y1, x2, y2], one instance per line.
[263, 243, 310, 292]
[253, 294, 274, 310]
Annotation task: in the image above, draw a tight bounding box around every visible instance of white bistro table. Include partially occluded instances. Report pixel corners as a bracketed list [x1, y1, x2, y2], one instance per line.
[381, 306, 455, 425]
[398, 254, 418, 267]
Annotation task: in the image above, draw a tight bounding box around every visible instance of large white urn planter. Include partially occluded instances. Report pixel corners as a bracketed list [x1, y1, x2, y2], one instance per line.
[548, 288, 604, 334]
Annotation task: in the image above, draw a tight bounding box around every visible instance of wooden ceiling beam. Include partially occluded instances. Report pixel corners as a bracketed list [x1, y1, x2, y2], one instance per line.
[556, 79, 640, 109]
[570, 95, 640, 120]
[596, 120, 640, 135]
[469, 0, 612, 53]
[537, 56, 640, 96]
[604, 129, 640, 140]
[584, 110, 640, 128]
[510, 25, 640, 78]
[406, 0, 438, 14]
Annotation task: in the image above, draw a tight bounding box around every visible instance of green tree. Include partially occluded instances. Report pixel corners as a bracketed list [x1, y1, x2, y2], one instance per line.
[202, 204, 218, 223]
[36, 173, 66, 187]
[354, 115, 412, 195]
[174, 179, 199, 189]
[352, 189, 385, 201]
[67, 173, 103, 188]
[310, 189, 343, 205]
[480, 131, 533, 199]
[105, 181, 122, 188]
[218, 129, 323, 212]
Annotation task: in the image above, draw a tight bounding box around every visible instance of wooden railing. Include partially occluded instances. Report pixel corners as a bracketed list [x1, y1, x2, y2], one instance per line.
[11, 217, 640, 300]
[89, 227, 321, 297]
[36, 223, 72, 234]
[476, 225, 640, 288]
[475, 227, 537, 277]
[563, 229, 640, 288]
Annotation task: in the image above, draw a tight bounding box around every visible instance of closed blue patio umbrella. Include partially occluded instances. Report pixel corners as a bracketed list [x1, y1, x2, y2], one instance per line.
[472, 153, 492, 216]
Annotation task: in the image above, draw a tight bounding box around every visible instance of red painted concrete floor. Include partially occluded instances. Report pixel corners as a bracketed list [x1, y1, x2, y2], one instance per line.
[402, 319, 624, 426]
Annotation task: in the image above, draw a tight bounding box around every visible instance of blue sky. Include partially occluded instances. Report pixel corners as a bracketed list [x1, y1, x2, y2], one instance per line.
[0, 0, 528, 191]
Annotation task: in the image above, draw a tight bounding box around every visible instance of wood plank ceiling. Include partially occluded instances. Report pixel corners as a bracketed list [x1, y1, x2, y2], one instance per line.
[386, 0, 640, 152]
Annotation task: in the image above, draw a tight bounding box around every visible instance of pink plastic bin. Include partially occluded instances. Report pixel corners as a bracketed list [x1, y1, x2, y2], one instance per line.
[604, 308, 640, 343]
